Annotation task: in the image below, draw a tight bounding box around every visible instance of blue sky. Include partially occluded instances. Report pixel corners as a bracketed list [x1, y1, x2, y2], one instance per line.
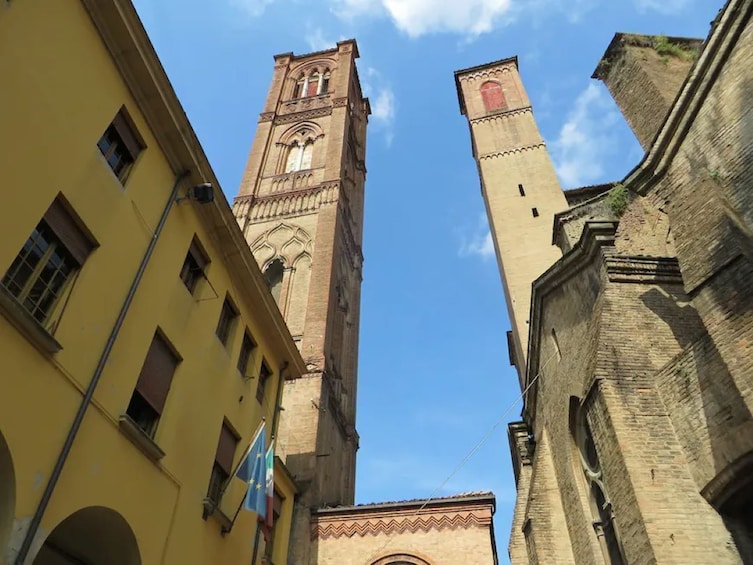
[132, 0, 722, 560]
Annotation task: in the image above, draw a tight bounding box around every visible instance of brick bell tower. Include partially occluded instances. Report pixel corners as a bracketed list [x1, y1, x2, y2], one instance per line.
[232, 39, 369, 562]
[455, 58, 567, 389]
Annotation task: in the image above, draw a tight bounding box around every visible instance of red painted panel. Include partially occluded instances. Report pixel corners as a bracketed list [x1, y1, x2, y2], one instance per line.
[480, 81, 505, 112]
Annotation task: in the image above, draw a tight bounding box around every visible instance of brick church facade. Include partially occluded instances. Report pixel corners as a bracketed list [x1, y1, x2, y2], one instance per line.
[457, 0, 753, 562]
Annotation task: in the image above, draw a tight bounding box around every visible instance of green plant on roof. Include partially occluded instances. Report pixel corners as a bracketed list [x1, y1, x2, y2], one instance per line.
[653, 35, 698, 62]
[607, 184, 629, 218]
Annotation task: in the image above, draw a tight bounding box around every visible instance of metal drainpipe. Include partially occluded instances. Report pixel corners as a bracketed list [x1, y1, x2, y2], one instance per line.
[271, 361, 288, 439]
[14, 170, 191, 564]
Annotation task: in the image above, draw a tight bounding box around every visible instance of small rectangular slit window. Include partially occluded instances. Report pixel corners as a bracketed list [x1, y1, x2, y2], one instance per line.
[532, 207, 539, 218]
[519, 184, 526, 196]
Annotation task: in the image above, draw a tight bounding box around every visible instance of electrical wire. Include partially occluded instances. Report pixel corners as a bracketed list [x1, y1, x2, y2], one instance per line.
[367, 349, 560, 558]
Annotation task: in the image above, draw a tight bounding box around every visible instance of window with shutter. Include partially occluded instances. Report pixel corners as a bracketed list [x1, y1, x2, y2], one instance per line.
[126, 332, 180, 437]
[1, 195, 95, 327]
[97, 106, 145, 183]
[208, 422, 239, 504]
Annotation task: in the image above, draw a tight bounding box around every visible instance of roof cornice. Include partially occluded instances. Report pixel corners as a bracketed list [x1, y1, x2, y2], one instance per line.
[81, 0, 306, 376]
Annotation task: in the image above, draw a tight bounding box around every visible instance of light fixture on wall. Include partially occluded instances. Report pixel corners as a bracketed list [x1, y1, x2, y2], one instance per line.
[176, 182, 215, 204]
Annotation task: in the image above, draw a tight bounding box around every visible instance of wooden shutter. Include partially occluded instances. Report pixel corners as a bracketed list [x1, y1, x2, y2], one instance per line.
[215, 423, 238, 475]
[43, 197, 95, 266]
[112, 108, 144, 159]
[134, 333, 179, 414]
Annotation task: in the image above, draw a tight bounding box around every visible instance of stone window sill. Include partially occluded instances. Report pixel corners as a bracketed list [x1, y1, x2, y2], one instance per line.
[0, 284, 62, 354]
[202, 497, 233, 533]
[118, 414, 165, 461]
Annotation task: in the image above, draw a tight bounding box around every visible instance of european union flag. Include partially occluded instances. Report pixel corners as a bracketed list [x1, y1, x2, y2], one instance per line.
[235, 424, 267, 518]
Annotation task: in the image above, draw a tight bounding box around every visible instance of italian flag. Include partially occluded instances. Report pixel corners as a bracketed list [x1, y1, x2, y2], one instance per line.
[260, 440, 274, 540]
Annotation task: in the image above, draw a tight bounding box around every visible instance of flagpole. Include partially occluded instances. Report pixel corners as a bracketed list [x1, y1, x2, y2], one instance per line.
[250, 526, 262, 565]
[220, 418, 265, 500]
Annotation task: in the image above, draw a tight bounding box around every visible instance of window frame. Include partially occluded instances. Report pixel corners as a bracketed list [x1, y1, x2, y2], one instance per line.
[208, 420, 240, 504]
[1, 196, 95, 329]
[216, 296, 239, 347]
[97, 106, 145, 184]
[256, 360, 272, 404]
[237, 330, 256, 377]
[126, 330, 181, 438]
[180, 237, 209, 294]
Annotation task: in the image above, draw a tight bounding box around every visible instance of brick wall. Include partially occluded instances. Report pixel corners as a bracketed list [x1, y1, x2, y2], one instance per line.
[312, 497, 497, 565]
[594, 34, 702, 150]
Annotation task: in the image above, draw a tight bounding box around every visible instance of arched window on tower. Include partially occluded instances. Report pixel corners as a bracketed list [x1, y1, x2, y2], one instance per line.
[306, 73, 320, 97]
[300, 142, 313, 170]
[285, 142, 301, 173]
[293, 75, 306, 99]
[480, 80, 506, 112]
[264, 259, 285, 304]
[284, 140, 314, 173]
[320, 71, 331, 94]
[570, 398, 625, 565]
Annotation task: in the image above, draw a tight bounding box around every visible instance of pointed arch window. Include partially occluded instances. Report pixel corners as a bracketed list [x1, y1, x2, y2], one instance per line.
[570, 399, 625, 565]
[285, 143, 301, 173]
[293, 76, 305, 99]
[306, 73, 320, 97]
[264, 259, 285, 304]
[284, 141, 314, 173]
[480, 81, 505, 112]
[320, 71, 331, 94]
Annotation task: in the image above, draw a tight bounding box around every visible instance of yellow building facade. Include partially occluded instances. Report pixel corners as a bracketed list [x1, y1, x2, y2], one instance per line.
[0, 1, 302, 563]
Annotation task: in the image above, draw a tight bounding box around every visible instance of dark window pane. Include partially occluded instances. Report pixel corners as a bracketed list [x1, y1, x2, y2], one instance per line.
[256, 362, 272, 404]
[126, 391, 159, 437]
[216, 299, 238, 346]
[238, 333, 255, 376]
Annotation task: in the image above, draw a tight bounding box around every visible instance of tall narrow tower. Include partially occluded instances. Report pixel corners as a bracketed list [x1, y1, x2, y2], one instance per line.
[232, 40, 369, 561]
[455, 58, 567, 388]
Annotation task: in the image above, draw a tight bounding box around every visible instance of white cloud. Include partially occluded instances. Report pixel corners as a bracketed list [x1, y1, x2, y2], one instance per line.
[459, 213, 496, 260]
[361, 67, 396, 146]
[230, 0, 604, 38]
[634, 0, 690, 14]
[550, 82, 621, 189]
[330, 0, 383, 19]
[229, 0, 276, 17]
[304, 26, 336, 52]
[380, 0, 514, 38]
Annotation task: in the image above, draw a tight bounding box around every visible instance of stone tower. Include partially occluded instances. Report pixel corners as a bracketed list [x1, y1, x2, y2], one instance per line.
[232, 39, 370, 562]
[454, 58, 567, 387]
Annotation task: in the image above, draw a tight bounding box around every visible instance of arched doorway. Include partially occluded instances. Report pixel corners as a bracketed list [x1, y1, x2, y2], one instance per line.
[0, 429, 15, 555]
[33, 506, 140, 565]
